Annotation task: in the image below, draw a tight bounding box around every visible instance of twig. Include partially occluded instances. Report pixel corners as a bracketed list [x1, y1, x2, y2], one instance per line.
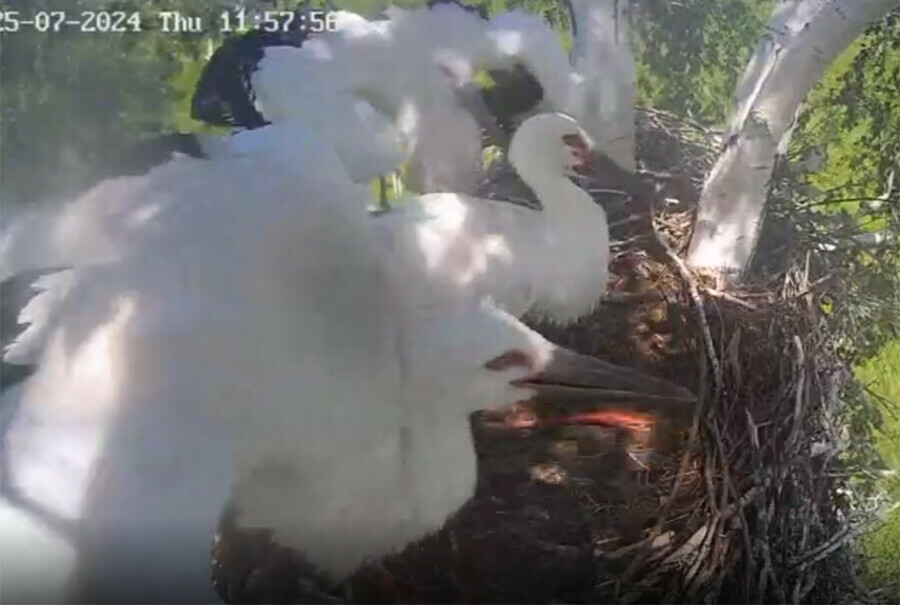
[637, 106, 720, 141]
[788, 524, 865, 569]
[651, 219, 723, 398]
[786, 336, 806, 454]
[711, 415, 757, 599]
[602, 290, 666, 305]
[746, 410, 787, 603]
[791, 273, 836, 300]
[608, 214, 648, 230]
[703, 288, 758, 310]
[610, 234, 653, 250]
[791, 467, 815, 604]
[717, 486, 763, 521]
[600, 531, 674, 560]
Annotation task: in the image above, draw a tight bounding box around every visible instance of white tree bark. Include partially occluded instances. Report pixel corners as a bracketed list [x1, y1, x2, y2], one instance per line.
[568, 0, 636, 170]
[686, 0, 898, 277]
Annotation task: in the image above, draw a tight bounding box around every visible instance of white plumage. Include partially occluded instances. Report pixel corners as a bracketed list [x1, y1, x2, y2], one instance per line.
[0, 2, 678, 600]
[0, 495, 77, 603]
[372, 112, 611, 324]
[191, 1, 637, 195]
[0, 115, 692, 603]
[0, 115, 401, 281]
[484, 1, 637, 169]
[567, 0, 637, 170]
[196, 4, 495, 194]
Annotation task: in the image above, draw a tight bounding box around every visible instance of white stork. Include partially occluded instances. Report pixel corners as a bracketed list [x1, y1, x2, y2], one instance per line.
[182, 8, 630, 326]
[188, 1, 638, 201]
[190, 3, 500, 195]
[0, 113, 694, 603]
[372, 112, 617, 326]
[482, 0, 638, 170]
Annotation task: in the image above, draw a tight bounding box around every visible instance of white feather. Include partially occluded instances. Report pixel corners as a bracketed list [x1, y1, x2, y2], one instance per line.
[1, 121, 574, 600]
[484, 3, 638, 169]
[248, 5, 490, 193]
[372, 113, 610, 325]
[4, 269, 78, 366]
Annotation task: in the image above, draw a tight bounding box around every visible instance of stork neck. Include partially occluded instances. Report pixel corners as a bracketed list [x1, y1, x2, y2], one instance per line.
[518, 164, 603, 226]
[511, 157, 612, 324]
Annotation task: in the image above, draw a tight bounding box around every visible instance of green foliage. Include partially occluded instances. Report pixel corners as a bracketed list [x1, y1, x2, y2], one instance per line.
[856, 340, 900, 591]
[632, 0, 773, 126]
[862, 506, 900, 594]
[789, 12, 900, 363]
[796, 12, 900, 203]
[0, 0, 215, 205]
[784, 10, 900, 591]
[857, 343, 900, 480]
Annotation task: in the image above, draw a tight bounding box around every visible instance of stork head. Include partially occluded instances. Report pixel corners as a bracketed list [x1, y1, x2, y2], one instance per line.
[429, 303, 696, 419]
[507, 112, 601, 180]
[484, 336, 697, 425]
[471, 333, 695, 468]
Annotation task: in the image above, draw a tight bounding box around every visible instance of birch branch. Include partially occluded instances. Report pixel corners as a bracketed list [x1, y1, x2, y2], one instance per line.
[686, 0, 898, 278]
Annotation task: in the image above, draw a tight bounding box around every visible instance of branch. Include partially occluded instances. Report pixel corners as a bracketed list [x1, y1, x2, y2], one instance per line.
[686, 0, 898, 278]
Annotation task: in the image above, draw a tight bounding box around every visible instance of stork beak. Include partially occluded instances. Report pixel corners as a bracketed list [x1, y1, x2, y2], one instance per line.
[515, 346, 696, 420]
[574, 147, 627, 182]
[574, 148, 660, 214]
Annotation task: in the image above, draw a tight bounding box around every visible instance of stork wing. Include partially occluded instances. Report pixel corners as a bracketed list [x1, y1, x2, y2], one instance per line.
[0, 177, 148, 281]
[2, 137, 408, 589]
[3, 270, 78, 367]
[405, 103, 483, 195]
[485, 10, 574, 111]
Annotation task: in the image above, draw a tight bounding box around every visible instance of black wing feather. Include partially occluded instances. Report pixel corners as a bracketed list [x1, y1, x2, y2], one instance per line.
[191, 26, 309, 130]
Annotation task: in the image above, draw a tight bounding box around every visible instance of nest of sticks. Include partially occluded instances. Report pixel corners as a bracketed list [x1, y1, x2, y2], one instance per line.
[531, 108, 878, 604]
[214, 109, 882, 604]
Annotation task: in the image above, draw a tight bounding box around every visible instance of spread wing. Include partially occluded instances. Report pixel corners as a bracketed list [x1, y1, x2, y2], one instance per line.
[2, 142, 405, 552]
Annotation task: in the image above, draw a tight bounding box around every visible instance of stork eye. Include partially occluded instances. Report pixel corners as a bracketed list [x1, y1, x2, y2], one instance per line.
[561, 133, 590, 154]
[485, 349, 534, 372]
[561, 133, 592, 171]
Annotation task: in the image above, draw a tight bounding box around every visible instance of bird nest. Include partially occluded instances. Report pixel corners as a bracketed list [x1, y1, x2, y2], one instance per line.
[212, 109, 879, 604]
